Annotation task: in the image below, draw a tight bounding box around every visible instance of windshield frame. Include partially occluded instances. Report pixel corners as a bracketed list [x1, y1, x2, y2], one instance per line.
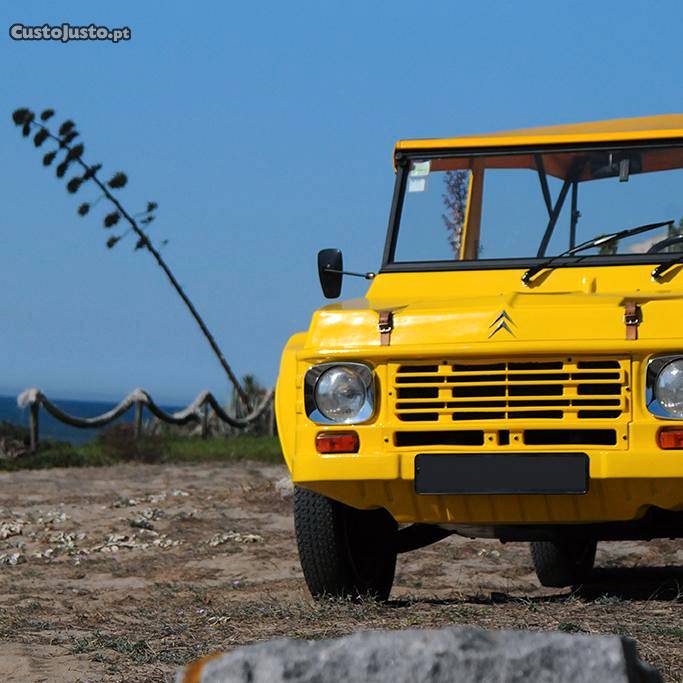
[381, 138, 683, 273]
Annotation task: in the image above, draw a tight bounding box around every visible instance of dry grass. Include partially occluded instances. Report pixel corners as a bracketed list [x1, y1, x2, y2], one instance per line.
[0, 462, 679, 681]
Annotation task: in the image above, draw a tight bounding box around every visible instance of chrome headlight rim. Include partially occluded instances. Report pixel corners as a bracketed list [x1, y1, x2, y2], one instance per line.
[304, 362, 375, 425]
[646, 355, 683, 419]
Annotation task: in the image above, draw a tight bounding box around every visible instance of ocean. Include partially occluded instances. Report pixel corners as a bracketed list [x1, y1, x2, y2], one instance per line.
[0, 394, 182, 446]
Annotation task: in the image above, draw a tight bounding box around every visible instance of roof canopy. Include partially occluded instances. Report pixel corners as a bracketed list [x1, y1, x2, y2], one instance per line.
[396, 116, 683, 181]
[396, 115, 683, 153]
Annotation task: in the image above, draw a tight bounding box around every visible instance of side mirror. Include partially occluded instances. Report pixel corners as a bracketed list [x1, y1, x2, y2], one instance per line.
[317, 248, 343, 298]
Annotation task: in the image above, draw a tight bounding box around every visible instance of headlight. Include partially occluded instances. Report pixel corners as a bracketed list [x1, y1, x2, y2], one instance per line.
[655, 359, 683, 417]
[304, 363, 374, 424]
[315, 367, 366, 420]
[647, 356, 683, 419]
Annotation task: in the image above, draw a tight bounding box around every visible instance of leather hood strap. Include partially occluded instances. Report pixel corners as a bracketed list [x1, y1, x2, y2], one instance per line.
[378, 310, 394, 346]
[623, 300, 641, 341]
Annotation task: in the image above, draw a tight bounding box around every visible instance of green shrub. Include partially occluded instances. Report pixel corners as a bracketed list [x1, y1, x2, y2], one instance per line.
[0, 420, 30, 444]
[0, 428, 283, 470]
[94, 423, 165, 464]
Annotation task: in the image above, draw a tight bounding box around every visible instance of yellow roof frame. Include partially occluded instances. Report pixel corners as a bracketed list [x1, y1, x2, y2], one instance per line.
[395, 114, 683, 155]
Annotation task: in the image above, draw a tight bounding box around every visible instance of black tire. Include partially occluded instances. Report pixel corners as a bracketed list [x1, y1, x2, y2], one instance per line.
[293, 486, 398, 601]
[530, 538, 597, 588]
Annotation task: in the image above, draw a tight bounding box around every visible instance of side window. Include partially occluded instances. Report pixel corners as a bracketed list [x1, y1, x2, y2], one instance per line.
[394, 168, 470, 262]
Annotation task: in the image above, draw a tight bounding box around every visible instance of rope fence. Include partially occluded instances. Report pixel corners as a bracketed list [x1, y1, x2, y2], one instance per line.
[17, 387, 275, 451]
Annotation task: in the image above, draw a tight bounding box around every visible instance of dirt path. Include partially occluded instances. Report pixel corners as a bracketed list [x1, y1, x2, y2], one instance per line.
[0, 462, 680, 682]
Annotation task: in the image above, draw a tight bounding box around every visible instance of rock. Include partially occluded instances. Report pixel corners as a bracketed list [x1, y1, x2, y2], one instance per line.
[207, 531, 263, 546]
[175, 626, 661, 683]
[274, 476, 293, 499]
[0, 552, 25, 566]
[0, 521, 24, 540]
[129, 517, 154, 530]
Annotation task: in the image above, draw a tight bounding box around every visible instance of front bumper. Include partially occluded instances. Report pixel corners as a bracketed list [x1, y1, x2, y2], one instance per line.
[292, 446, 683, 525]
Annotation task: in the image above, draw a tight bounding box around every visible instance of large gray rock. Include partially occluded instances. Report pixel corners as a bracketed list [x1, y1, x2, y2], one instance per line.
[176, 626, 661, 683]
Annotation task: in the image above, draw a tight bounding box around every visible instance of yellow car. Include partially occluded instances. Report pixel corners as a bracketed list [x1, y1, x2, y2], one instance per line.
[276, 115, 683, 598]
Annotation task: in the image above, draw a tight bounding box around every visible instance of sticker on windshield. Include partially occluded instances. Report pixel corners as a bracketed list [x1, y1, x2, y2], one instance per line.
[407, 176, 427, 193]
[409, 160, 431, 177]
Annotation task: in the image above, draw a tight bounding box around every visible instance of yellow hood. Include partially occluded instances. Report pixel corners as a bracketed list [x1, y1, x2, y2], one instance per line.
[305, 264, 683, 351]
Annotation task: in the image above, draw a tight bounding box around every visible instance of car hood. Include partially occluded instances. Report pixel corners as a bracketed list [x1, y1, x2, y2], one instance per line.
[304, 267, 683, 350]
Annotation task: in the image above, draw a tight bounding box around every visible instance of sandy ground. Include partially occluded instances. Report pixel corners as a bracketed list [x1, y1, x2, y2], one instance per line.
[0, 462, 680, 682]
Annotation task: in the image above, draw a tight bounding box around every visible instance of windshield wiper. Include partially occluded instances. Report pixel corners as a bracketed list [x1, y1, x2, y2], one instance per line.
[522, 220, 674, 286]
[652, 247, 683, 281]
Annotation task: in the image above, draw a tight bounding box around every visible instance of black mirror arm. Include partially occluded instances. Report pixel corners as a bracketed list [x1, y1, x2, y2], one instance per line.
[324, 267, 375, 280]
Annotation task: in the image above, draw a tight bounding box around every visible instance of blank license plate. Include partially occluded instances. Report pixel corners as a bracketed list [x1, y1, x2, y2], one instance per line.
[414, 453, 588, 495]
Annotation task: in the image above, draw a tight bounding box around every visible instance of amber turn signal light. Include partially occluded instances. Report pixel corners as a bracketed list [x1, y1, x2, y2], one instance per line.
[658, 428, 683, 449]
[316, 431, 359, 454]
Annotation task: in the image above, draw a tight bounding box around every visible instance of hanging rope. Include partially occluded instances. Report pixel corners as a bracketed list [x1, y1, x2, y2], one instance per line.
[17, 387, 274, 430]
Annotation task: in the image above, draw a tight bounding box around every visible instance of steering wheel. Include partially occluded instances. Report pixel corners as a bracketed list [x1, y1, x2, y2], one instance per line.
[647, 235, 683, 253]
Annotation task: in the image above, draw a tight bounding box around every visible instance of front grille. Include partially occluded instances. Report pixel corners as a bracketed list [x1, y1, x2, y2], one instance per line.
[393, 428, 617, 447]
[390, 358, 629, 423]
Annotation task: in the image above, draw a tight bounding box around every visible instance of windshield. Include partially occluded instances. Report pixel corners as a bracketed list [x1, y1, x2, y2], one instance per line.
[390, 145, 683, 265]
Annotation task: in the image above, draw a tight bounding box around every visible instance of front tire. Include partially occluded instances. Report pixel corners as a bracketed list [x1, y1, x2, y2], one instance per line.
[293, 486, 398, 600]
[530, 537, 597, 588]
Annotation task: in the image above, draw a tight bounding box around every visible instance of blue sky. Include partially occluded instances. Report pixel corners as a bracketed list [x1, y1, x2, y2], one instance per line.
[2, 1, 682, 404]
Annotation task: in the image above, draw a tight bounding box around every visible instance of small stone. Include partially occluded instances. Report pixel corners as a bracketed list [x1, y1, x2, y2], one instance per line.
[0, 521, 23, 539]
[129, 517, 154, 530]
[0, 552, 25, 565]
[208, 531, 263, 546]
[275, 477, 294, 499]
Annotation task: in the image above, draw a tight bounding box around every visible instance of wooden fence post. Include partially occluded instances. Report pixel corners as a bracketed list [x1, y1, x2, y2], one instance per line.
[201, 403, 209, 440]
[268, 400, 276, 437]
[134, 401, 143, 440]
[29, 401, 40, 452]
